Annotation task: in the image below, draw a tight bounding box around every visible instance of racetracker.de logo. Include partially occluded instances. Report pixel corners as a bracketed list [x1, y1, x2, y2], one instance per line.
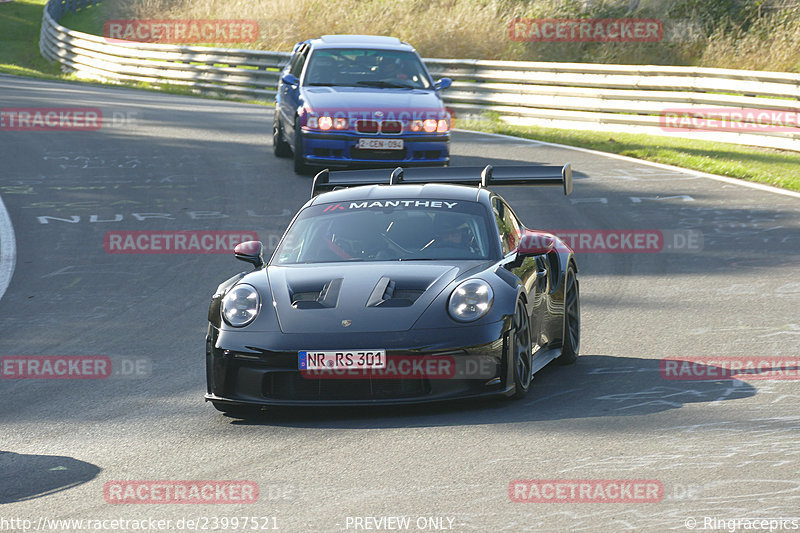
[104, 231, 258, 254]
[1, 356, 111, 379]
[300, 355, 496, 380]
[509, 479, 663, 503]
[660, 108, 800, 133]
[0, 108, 102, 132]
[104, 481, 258, 504]
[529, 230, 703, 253]
[660, 357, 800, 381]
[103, 19, 259, 44]
[508, 18, 663, 42]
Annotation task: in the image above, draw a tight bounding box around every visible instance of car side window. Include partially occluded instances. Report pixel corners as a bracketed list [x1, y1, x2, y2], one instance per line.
[502, 201, 522, 251]
[492, 198, 511, 255]
[492, 197, 522, 255]
[289, 45, 308, 79]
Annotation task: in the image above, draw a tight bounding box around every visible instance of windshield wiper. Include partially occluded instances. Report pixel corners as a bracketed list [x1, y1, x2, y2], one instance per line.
[355, 80, 416, 89]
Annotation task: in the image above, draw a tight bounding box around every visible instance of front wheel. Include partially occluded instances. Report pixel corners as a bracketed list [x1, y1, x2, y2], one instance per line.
[293, 117, 310, 174]
[555, 266, 580, 365]
[273, 112, 291, 158]
[509, 299, 533, 400]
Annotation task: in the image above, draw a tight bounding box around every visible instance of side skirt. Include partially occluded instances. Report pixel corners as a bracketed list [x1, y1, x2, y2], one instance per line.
[531, 347, 561, 377]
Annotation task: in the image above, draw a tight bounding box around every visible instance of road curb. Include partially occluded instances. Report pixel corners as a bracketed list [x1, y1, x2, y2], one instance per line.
[0, 194, 17, 301]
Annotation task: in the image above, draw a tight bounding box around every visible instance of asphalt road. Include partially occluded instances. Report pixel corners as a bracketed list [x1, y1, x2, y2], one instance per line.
[1, 73, 799, 533]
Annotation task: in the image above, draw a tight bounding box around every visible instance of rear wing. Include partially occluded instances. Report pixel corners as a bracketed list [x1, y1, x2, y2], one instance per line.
[311, 164, 572, 198]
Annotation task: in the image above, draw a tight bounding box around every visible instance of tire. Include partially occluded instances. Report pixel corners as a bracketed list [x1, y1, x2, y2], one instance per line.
[509, 299, 533, 400]
[555, 266, 580, 365]
[211, 401, 261, 418]
[293, 117, 310, 174]
[273, 112, 291, 158]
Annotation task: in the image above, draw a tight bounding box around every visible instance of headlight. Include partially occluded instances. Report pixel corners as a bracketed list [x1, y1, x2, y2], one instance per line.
[221, 284, 260, 327]
[448, 279, 493, 322]
[423, 119, 438, 133]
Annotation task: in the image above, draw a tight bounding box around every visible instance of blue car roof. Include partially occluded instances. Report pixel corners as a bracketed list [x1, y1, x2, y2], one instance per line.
[308, 35, 414, 51]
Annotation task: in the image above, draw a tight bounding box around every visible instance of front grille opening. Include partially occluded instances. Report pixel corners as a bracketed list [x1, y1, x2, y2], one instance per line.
[356, 120, 379, 133]
[380, 120, 402, 134]
[350, 148, 407, 160]
[263, 372, 430, 400]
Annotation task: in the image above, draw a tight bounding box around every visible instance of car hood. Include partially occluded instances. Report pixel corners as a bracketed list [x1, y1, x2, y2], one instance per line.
[301, 86, 445, 115]
[267, 262, 476, 334]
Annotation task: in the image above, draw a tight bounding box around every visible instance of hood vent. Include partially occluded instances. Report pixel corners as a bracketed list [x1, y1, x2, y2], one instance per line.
[291, 278, 343, 309]
[366, 276, 426, 308]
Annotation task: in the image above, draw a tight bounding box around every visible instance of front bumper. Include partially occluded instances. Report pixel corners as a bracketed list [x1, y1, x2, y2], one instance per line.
[205, 322, 513, 407]
[300, 131, 450, 168]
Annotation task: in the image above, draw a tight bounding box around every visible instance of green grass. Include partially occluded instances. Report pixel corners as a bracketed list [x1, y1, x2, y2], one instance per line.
[462, 117, 800, 191]
[58, 1, 107, 35]
[0, 0, 62, 78]
[0, 0, 264, 102]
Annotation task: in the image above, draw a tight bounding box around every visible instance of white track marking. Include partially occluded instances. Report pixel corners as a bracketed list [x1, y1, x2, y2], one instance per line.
[457, 129, 800, 200]
[0, 194, 17, 301]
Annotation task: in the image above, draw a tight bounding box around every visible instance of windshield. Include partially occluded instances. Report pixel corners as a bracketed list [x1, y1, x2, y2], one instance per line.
[273, 199, 494, 264]
[304, 48, 432, 90]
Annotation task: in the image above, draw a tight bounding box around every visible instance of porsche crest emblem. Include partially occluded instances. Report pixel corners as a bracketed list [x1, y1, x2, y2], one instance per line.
[341, 319, 352, 327]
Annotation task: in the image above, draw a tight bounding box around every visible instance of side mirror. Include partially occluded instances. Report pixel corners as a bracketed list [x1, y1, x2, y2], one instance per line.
[434, 77, 452, 91]
[281, 73, 300, 86]
[234, 240, 265, 269]
[517, 231, 556, 257]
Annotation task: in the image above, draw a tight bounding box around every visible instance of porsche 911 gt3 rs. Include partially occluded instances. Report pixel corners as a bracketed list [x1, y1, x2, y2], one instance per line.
[205, 164, 580, 414]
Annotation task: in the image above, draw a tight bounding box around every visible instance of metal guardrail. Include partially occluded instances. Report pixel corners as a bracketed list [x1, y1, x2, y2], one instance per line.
[40, 0, 800, 152]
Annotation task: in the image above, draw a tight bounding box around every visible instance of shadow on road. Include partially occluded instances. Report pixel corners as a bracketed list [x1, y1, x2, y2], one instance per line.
[0, 451, 100, 504]
[224, 354, 757, 429]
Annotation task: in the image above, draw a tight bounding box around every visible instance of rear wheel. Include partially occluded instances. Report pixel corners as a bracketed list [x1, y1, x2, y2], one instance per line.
[273, 112, 291, 157]
[293, 117, 310, 174]
[555, 266, 580, 365]
[510, 299, 533, 399]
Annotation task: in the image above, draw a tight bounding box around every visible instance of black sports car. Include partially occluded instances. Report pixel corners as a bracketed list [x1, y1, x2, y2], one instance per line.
[205, 164, 580, 414]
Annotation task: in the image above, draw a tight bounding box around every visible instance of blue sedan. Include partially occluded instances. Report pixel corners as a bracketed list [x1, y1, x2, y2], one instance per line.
[273, 35, 452, 173]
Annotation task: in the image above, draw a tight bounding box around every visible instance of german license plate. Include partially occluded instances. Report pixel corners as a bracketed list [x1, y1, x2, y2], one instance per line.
[299, 350, 386, 370]
[357, 138, 404, 150]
